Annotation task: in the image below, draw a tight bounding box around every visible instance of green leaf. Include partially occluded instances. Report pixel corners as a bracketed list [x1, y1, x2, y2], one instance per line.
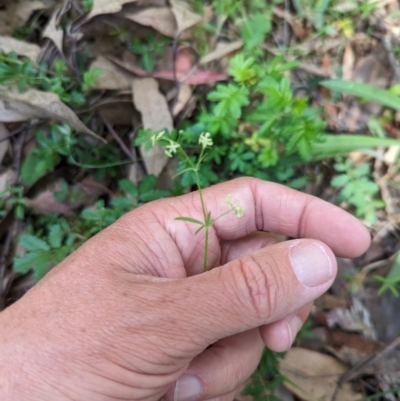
[14, 251, 45, 274]
[134, 129, 154, 146]
[208, 84, 249, 119]
[111, 197, 134, 209]
[48, 225, 63, 249]
[241, 13, 272, 50]
[175, 216, 204, 225]
[81, 208, 100, 221]
[331, 174, 350, 187]
[20, 154, 45, 185]
[141, 51, 154, 72]
[139, 190, 169, 202]
[15, 204, 24, 219]
[13, 250, 52, 279]
[353, 163, 370, 177]
[32, 252, 53, 281]
[139, 175, 157, 193]
[82, 67, 104, 91]
[229, 54, 256, 84]
[387, 253, 400, 281]
[119, 179, 139, 198]
[297, 137, 313, 160]
[195, 225, 205, 235]
[281, 134, 400, 166]
[19, 234, 50, 252]
[321, 80, 400, 111]
[53, 247, 70, 264]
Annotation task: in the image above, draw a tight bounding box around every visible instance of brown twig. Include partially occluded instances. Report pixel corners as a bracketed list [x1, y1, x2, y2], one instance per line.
[273, 7, 307, 40]
[99, 112, 136, 162]
[171, 33, 182, 115]
[0, 228, 14, 311]
[332, 330, 400, 401]
[283, 0, 291, 46]
[0, 120, 45, 144]
[12, 130, 27, 178]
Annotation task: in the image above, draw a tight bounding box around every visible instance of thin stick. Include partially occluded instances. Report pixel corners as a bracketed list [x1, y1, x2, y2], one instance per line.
[99, 112, 136, 161]
[0, 228, 13, 311]
[171, 33, 182, 114]
[0, 120, 45, 143]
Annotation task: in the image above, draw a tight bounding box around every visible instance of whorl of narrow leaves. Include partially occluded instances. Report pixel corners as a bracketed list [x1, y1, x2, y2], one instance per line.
[207, 84, 249, 119]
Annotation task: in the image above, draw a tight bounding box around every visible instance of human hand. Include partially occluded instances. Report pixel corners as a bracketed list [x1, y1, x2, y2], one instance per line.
[0, 178, 370, 401]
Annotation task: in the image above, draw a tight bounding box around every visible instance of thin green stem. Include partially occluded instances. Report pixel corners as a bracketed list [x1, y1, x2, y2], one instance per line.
[203, 226, 209, 273]
[194, 170, 207, 222]
[212, 207, 235, 223]
[193, 169, 209, 272]
[0, 55, 23, 65]
[175, 142, 210, 271]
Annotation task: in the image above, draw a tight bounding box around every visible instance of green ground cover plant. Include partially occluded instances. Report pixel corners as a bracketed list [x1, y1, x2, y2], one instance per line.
[331, 158, 385, 224]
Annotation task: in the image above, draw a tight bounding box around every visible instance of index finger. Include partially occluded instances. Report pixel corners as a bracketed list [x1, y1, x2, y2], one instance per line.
[163, 177, 370, 258]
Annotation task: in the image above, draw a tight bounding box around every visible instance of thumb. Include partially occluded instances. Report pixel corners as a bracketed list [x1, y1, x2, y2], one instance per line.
[177, 239, 336, 346]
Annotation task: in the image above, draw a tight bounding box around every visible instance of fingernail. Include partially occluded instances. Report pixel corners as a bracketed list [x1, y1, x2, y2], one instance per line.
[290, 242, 332, 287]
[174, 374, 203, 401]
[286, 316, 303, 348]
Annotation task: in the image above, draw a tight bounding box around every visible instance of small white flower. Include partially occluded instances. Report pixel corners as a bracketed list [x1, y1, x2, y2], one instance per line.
[226, 194, 244, 218]
[164, 141, 180, 157]
[233, 204, 245, 218]
[199, 132, 213, 149]
[151, 130, 165, 146]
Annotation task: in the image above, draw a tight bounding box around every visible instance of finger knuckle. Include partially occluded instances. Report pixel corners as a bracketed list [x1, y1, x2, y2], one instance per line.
[234, 255, 280, 321]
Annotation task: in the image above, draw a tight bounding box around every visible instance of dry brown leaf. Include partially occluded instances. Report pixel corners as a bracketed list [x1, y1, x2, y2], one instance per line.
[200, 40, 243, 65]
[0, 12, 13, 36]
[0, 36, 41, 62]
[0, 123, 9, 165]
[280, 347, 362, 401]
[89, 56, 132, 90]
[12, 0, 48, 24]
[96, 101, 135, 126]
[342, 43, 355, 81]
[172, 84, 192, 116]
[136, 0, 167, 5]
[43, 7, 64, 54]
[0, 1, 51, 35]
[170, 0, 202, 33]
[109, 55, 227, 85]
[25, 177, 108, 215]
[80, 96, 134, 125]
[87, 0, 138, 19]
[353, 45, 391, 88]
[0, 169, 17, 193]
[132, 78, 171, 176]
[0, 87, 105, 143]
[337, 45, 392, 132]
[123, 7, 177, 37]
[0, 1, 47, 35]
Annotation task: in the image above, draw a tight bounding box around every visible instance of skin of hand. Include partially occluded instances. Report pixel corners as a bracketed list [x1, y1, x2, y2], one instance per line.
[0, 178, 370, 401]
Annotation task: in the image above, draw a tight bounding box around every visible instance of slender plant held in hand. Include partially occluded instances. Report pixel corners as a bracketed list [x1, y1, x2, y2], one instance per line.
[149, 130, 244, 272]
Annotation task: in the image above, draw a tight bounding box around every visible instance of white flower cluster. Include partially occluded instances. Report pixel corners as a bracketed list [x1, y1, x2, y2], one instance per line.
[150, 130, 213, 158]
[165, 141, 180, 158]
[199, 132, 213, 149]
[150, 130, 181, 158]
[226, 194, 245, 218]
